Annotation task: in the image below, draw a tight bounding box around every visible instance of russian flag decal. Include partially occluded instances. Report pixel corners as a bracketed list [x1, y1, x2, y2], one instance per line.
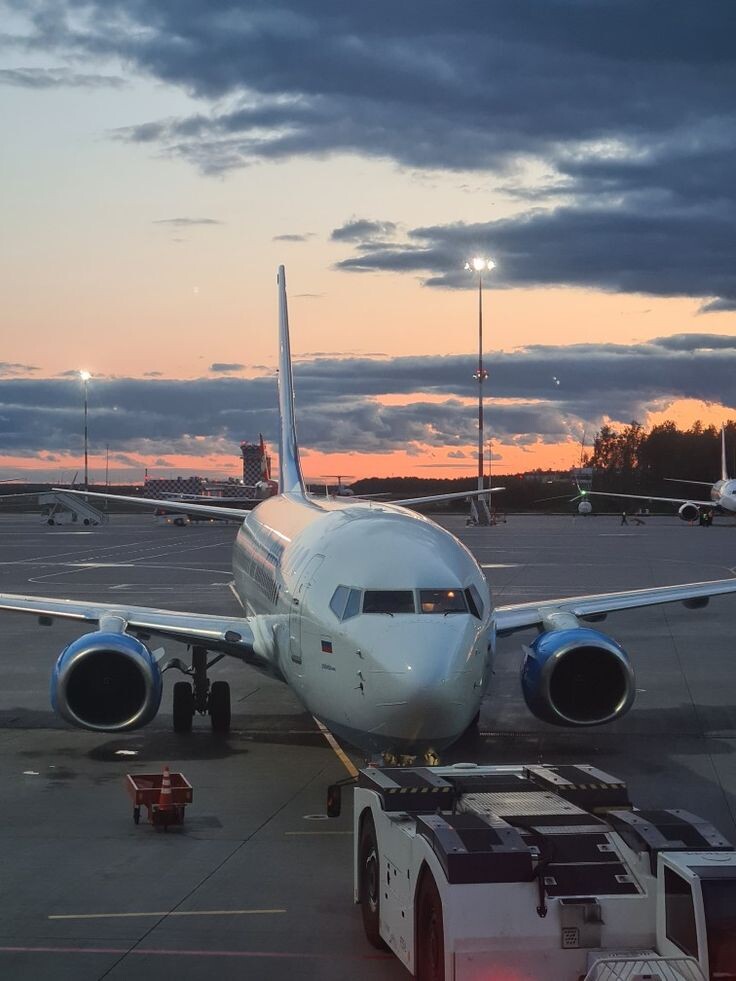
[321, 639, 333, 654]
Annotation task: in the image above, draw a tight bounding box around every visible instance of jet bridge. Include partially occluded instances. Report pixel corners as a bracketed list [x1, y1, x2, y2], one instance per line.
[39, 491, 108, 527]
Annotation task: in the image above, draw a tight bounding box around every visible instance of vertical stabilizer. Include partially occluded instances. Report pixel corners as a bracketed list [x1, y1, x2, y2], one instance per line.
[722, 425, 729, 482]
[277, 266, 306, 496]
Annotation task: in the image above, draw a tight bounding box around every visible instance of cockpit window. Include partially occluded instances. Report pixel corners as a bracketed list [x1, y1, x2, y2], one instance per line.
[420, 589, 467, 614]
[329, 586, 349, 620]
[465, 584, 484, 619]
[344, 588, 361, 619]
[330, 586, 362, 621]
[363, 590, 415, 614]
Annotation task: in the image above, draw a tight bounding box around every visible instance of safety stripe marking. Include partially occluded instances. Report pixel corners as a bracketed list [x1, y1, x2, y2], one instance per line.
[313, 718, 358, 778]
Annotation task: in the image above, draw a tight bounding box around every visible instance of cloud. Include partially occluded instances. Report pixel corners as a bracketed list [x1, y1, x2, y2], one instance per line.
[331, 219, 397, 242]
[0, 67, 125, 88]
[699, 298, 736, 314]
[0, 362, 39, 377]
[273, 232, 313, 242]
[334, 207, 736, 309]
[209, 362, 245, 373]
[13, 1, 736, 308]
[153, 217, 223, 226]
[143, 370, 163, 377]
[1, 333, 735, 462]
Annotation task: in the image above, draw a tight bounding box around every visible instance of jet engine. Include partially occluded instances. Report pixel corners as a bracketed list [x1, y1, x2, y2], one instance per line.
[521, 627, 635, 726]
[50, 631, 162, 732]
[678, 502, 700, 522]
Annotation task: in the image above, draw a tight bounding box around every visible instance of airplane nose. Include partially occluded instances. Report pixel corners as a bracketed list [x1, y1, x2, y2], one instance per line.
[364, 620, 486, 748]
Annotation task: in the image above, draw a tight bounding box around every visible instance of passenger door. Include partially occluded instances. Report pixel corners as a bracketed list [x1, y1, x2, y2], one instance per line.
[289, 554, 325, 664]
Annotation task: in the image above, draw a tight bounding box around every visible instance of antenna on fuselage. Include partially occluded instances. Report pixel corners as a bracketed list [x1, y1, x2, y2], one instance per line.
[277, 266, 306, 497]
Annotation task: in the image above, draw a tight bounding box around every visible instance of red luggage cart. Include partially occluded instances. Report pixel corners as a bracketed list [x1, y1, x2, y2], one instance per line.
[125, 771, 193, 828]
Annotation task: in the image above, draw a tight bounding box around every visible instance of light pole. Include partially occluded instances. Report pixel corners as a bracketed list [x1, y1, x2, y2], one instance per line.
[464, 257, 495, 511]
[79, 370, 91, 491]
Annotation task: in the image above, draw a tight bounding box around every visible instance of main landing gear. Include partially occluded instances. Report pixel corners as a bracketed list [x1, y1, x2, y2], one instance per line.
[169, 646, 231, 734]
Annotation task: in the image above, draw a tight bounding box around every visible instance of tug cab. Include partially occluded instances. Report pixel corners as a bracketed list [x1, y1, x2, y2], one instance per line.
[349, 762, 736, 980]
[657, 854, 736, 978]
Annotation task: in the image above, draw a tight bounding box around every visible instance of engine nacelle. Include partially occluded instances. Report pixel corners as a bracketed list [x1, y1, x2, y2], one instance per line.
[521, 627, 635, 727]
[679, 502, 700, 522]
[51, 631, 162, 732]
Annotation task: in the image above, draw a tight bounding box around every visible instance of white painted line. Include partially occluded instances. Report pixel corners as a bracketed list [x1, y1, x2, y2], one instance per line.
[228, 581, 244, 608]
[49, 909, 286, 921]
[70, 562, 137, 568]
[284, 831, 352, 836]
[481, 563, 520, 569]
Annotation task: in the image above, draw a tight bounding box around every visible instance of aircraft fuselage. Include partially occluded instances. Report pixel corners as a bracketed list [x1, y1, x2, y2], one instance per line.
[711, 479, 736, 512]
[232, 494, 493, 753]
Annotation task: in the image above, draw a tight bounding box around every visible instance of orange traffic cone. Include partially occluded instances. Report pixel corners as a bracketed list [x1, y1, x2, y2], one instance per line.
[158, 765, 173, 810]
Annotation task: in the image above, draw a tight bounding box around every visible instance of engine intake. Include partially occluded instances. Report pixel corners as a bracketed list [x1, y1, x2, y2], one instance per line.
[678, 502, 700, 522]
[521, 627, 635, 727]
[51, 631, 162, 731]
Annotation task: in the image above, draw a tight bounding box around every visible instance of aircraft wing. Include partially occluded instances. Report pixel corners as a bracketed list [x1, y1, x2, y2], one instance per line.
[664, 478, 716, 487]
[52, 488, 251, 521]
[394, 487, 505, 506]
[0, 591, 262, 660]
[494, 577, 736, 637]
[581, 489, 714, 508]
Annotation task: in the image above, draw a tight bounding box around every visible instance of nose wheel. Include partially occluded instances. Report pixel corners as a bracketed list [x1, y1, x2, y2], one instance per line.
[169, 646, 230, 733]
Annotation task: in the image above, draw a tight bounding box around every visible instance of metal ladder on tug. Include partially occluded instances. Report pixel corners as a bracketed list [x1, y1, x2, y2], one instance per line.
[584, 956, 706, 980]
[39, 491, 108, 527]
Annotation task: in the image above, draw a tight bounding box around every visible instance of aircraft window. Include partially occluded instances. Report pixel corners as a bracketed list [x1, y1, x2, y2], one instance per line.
[363, 591, 415, 614]
[664, 867, 698, 959]
[465, 585, 484, 619]
[420, 589, 467, 614]
[330, 586, 361, 621]
[344, 588, 362, 620]
[329, 585, 350, 620]
[701, 878, 736, 976]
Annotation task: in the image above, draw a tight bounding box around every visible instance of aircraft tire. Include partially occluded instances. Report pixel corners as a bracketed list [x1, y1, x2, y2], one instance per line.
[173, 681, 194, 733]
[358, 813, 387, 949]
[209, 681, 231, 733]
[415, 867, 445, 981]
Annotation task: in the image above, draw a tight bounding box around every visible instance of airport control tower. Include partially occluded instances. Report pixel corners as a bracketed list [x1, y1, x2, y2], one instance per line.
[240, 435, 271, 486]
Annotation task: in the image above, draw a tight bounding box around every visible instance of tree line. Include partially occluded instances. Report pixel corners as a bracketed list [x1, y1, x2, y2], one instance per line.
[588, 420, 736, 490]
[351, 421, 736, 511]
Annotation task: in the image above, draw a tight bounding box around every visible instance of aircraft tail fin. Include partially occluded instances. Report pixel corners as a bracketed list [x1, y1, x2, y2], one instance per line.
[722, 425, 729, 482]
[277, 266, 306, 496]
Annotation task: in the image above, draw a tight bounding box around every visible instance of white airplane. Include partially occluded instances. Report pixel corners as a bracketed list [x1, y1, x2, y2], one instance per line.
[579, 427, 736, 522]
[2, 268, 736, 757]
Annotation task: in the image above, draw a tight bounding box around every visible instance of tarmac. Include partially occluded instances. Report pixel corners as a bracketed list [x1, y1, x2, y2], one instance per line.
[1, 510, 735, 979]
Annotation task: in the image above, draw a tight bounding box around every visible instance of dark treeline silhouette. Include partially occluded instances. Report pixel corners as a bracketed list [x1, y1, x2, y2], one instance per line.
[588, 420, 736, 489]
[352, 421, 736, 512]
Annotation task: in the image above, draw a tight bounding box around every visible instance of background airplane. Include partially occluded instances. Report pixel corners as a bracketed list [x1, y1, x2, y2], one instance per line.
[580, 427, 736, 522]
[1, 268, 736, 757]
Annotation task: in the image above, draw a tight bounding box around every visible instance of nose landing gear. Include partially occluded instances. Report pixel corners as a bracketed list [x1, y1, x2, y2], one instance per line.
[168, 646, 231, 733]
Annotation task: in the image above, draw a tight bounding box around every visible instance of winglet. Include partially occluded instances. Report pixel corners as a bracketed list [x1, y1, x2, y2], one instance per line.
[722, 425, 729, 482]
[277, 266, 306, 496]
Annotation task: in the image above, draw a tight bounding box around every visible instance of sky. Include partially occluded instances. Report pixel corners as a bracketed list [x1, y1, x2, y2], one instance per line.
[1, 1, 736, 482]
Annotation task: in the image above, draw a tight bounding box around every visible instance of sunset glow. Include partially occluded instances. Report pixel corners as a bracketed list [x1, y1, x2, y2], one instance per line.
[1, 4, 735, 483]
